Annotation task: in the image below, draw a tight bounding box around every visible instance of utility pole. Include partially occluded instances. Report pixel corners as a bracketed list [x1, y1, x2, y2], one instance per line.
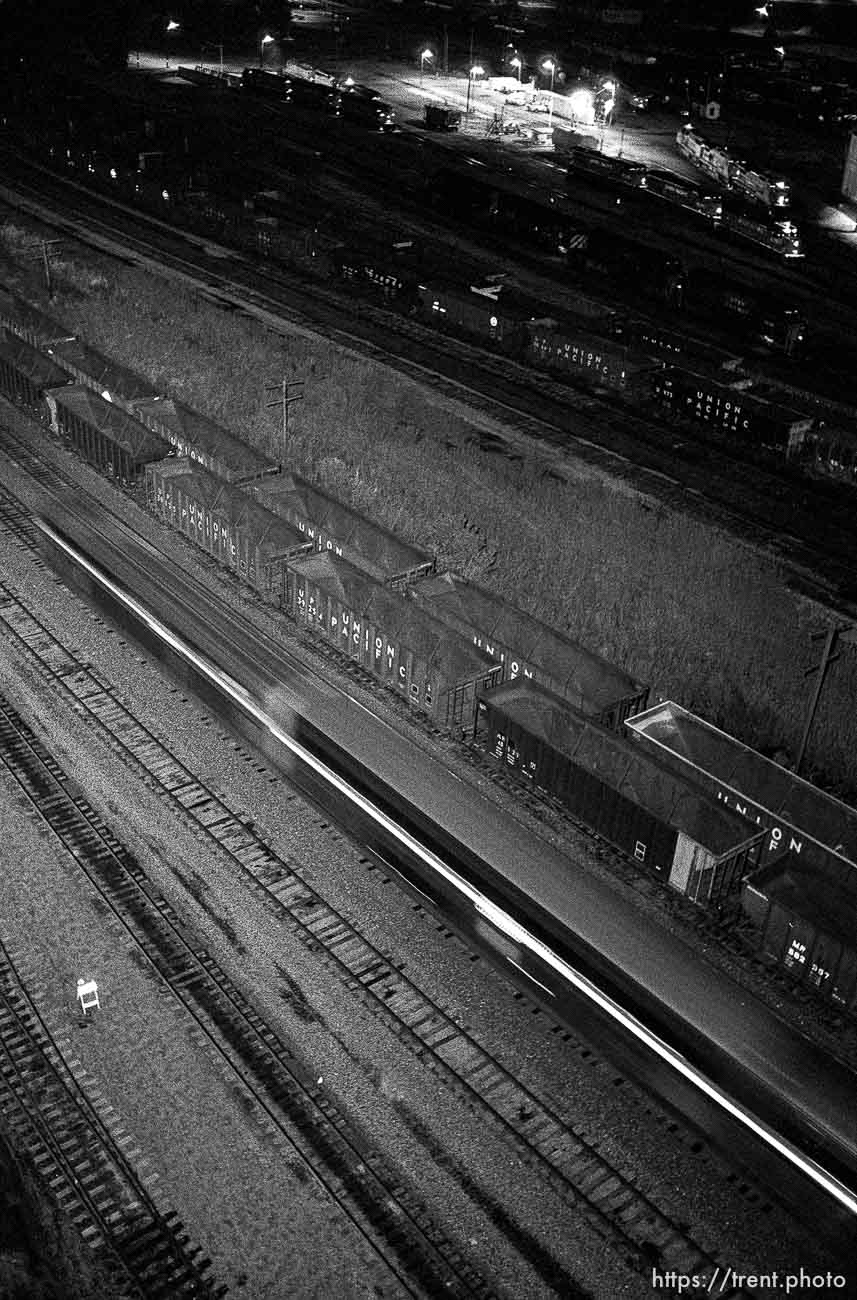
[264, 377, 304, 463]
[795, 624, 857, 776]
[23, 238, 61, 299]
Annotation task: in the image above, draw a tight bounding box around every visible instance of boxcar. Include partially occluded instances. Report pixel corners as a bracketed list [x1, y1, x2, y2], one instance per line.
[285, 551, 502, 726]
[480, 678, 767, 905]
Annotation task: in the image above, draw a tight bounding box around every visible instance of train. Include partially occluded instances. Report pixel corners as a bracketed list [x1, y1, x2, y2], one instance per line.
[564, 146, 801, 260]
[36, 516, 857, 1240]
[240, 64, 395, 130]
[4, 283, 857, 1054]
[676, 124, 792, 210]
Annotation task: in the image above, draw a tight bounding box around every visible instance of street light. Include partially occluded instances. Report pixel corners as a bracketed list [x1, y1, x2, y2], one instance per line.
[420, 48, 433, 86]
[465, 64, 484, 115]
[510, 56, 522, 83]
[165, 19, 180, 67]
[260, 32, 274, 68]
[541, 58, 557, 127]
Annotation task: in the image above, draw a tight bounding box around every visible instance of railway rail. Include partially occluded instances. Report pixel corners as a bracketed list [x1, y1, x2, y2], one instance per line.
[0, 488, 759, 1300]
[0, 670, 492, 1300]
[0, 930, 224, 1299]
[2, 156, 857, 612]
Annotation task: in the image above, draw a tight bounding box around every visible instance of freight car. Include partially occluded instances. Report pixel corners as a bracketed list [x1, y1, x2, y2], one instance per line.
[478, 678, 768, 906]
[131, 397, 281, 485]
[285, 550, 502, 725]
[565, 146, 648, 192]
[35, 518, 857, 1227]
[524, 319, 640, 389]
[338, 94, 395, 131]
[684, 270, 806, 356]
[741, 857, 857, 1013]
[414, 280, 530, 354]
[250, 474, 436, 588]
[0, 288, 76, 349]
[571, 228, 686, 307]
[146, 458, 311, 597]
[625, 700, 857, 886]
[48, 385, 171, 483]
[408, 570, 648, 729]
[0, 329, 73, 417]
[650, 366, 814, 454]
[46, 338, 164, 415]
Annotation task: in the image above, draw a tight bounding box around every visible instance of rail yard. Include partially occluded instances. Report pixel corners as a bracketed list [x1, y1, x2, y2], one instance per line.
[1, 21, 857, 1300]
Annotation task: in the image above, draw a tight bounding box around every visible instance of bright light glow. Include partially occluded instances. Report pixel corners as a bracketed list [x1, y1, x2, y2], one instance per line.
[755, 4, 769, 15]
[602, 97, 615, 116]
[261, 33, 275, 46]
[510, 57, 521, 69]
[601, 79, 616, 94]
[35, 515, 857, 1223]
[470, 65, 484, 78]
[541, 59, 556, 74]
[569, 87, 595, 124]
[166, 19, 180, 32]
[344, 75, 354, 86]
[774, 45, 785, 56]
[421, 48, 433, 61]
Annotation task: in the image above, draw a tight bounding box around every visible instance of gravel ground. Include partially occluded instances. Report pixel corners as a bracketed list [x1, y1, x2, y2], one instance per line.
[0, 410, 850, 1296]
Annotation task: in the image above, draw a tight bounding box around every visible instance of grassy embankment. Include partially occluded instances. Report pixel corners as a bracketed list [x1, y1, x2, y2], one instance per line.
[4, 220, 857, 792]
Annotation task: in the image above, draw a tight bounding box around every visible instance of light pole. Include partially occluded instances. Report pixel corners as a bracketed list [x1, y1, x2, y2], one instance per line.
[465, 64, 484, 115]
[166, 18, 180, 68]
[541, 58, 556, 128]
[510, 56, 522, 84]
[420, 48, 433, 86]
[260, 32, 274, 68]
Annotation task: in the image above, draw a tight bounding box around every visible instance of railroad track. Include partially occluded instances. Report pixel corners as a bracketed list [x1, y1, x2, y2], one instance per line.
[2, 155, 857, 610]
[0, 934, 224, 1299]
[0, 677, 495, 1300]
[0, 571, 752, 1299]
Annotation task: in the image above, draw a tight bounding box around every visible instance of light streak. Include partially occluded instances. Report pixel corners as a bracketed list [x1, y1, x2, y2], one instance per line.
[36, 517, 857, 1218]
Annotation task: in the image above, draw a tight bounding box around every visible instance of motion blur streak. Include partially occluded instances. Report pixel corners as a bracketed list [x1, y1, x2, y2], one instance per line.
[35, 516, 857, 1219]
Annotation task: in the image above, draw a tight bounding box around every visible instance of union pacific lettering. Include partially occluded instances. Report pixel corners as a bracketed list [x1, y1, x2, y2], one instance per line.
[295, 518, 344, 558]
[715, 789, 804, 856]
[471, 635, 533, 680]
[682, 388, 751, 431]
